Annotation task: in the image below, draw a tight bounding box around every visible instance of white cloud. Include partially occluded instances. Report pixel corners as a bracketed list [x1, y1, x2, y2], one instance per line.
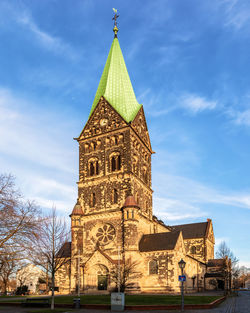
[226, 9, 250, 30]
[218, 0, 250, 30]
[239, 261, 250, 268]
[33, 197, 72, 213]
[214, 237, 229, 247]
[16, 12, 78, 60]
[234, 109, 250, 126]
[153, 173, 250, 217]
[0, 87, 76, 173]
[0, 2, 79, 60]
[225, 0, 250, 30]
[226, 107, 250, 127]
[0, 87, 78, 214]
[180, 94, 217, 114]
[154, 196, 207, 222]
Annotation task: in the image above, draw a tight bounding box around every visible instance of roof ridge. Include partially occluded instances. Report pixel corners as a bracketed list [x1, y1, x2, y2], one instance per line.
[173, 221, 208, 227]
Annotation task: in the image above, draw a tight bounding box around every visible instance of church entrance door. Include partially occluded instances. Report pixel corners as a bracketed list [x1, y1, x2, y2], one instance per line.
[218, 279, 225, 290]
[98, 275, 108, 290]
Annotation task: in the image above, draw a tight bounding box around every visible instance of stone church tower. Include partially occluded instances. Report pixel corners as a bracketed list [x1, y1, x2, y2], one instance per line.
[56, 20, 218, 294]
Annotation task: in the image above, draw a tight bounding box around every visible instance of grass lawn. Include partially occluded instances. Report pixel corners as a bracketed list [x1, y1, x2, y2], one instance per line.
[0, 295, 23, 298]
[55, 294, 221, 305]
[0, 294, 221, 305]
[28, 309, 73, 313]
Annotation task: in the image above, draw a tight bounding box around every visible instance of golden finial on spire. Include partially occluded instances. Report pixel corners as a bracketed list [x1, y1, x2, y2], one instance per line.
[112, 8, 119, 38]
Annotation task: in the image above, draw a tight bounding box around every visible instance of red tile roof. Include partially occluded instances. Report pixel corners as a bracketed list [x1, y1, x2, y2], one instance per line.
[70, 200, 84, 216]
[123, 195, 139, 208]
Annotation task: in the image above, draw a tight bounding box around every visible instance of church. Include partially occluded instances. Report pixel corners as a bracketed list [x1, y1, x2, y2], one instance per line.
[56, 18, 222, 294]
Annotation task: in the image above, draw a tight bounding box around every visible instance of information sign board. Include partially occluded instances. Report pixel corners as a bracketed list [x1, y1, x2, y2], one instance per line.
[111, 292, 125, 311]
[178, 275, 186, 282]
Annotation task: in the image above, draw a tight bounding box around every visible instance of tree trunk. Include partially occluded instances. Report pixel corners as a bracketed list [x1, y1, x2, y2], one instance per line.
[3, 279, 8, 295]
[51, 270, 55, 310]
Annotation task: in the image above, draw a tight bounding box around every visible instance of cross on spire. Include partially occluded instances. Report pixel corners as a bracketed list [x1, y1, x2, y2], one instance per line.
[112, 8, 119, 37]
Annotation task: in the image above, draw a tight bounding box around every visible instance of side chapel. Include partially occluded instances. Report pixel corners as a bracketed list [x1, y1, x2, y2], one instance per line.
[56, 18, 223, 294]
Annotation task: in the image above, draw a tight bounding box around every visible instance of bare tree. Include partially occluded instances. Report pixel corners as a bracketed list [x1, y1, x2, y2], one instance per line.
[0, 248, 19, 294]
[0, 174, 40, 255]
[110, 258, 142, 292]
[216, 241, 239, 291]
[216, 241, 239, 269]
[28, 207, 70, 310]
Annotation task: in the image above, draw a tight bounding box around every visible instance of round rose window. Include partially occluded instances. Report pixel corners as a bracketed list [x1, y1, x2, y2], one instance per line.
[96, 224, 115, 245]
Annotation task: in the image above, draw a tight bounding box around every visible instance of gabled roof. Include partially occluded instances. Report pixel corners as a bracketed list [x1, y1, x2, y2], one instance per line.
[57, 242, 71, 258]
[172, 222, 208, 239]
[89, 37, 141, 123]
[96, 246, 120, 265]
[139, 231, 181, 252]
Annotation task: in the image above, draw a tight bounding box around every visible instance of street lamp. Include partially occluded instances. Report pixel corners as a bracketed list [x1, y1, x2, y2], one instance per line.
[178, 259, 186, 312]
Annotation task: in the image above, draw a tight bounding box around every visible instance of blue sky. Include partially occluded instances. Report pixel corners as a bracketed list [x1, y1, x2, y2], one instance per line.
[0, 0, 250, 267]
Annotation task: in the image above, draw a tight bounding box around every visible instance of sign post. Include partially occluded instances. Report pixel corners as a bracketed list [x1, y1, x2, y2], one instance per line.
[178, 259, 186, 312]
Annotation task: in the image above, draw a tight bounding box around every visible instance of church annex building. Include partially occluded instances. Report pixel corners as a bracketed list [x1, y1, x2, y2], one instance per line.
[56, 23, 229, 294]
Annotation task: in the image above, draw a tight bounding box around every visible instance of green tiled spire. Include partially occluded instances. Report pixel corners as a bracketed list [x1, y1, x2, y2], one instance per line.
[89, 36, 142, 123]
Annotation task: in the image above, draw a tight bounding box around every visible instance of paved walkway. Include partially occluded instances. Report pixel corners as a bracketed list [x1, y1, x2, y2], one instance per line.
[0, 291, 249, 312]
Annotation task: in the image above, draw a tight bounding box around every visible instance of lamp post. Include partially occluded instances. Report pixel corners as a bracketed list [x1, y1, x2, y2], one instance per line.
[178, 259, 186, 312]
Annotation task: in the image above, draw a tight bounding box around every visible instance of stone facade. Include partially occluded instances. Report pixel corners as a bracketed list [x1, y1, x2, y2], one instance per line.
[205, 257, 232, 291]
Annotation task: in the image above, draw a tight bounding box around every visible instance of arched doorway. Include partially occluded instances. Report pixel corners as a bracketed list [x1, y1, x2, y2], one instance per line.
[84, 264, 109, 291]
[218, 279, 225, 290]
[97, 264, 109, 290]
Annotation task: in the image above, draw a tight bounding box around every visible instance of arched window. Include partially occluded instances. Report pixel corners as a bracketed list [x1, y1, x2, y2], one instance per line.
[111, 156, 116, 171]
[149, 260, 158, 275]
[95, 161, 99, 175]
[90, 193, 96, 207]
[90, 162, 95, 176]
[191, 246, 196, 254]
[89, 159, 99, 176]
[110, 153, 121, 172]
[112, 189, 118, 204]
